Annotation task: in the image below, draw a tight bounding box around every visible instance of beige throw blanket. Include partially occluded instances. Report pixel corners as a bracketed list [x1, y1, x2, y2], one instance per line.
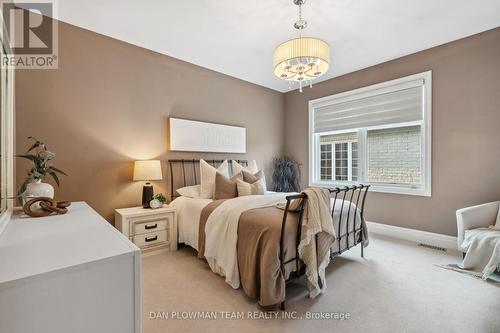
[203, 194, 290, 289]
[298, 187, 336, 298]
[198, 199, 300, 306]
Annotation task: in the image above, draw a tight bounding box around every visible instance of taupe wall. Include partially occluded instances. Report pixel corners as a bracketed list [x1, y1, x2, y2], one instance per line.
[15, 18, 500, 235]
[284, 27, 500, 236]
[15, 21, 285, 222]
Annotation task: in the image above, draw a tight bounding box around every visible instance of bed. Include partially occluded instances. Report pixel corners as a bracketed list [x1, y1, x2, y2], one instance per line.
[169, 196, 212, 251]
[168, 159, 370, 309]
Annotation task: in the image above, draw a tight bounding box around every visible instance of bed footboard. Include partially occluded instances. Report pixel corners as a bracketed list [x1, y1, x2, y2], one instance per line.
[279, 185, 370, 310]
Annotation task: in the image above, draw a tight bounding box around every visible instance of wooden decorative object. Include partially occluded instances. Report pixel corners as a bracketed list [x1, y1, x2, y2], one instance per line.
[23, 197, 71, 218]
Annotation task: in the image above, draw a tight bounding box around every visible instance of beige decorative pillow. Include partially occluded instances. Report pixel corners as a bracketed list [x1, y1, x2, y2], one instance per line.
[232, 160, 268, 190]
[214, 172, 243, 200]
[241, 169, 267, 192]
[200, 159, 229, 199]
[232, 160, 259, 175]
[242, 170, 263, 183]
[236, 179, 265, 196]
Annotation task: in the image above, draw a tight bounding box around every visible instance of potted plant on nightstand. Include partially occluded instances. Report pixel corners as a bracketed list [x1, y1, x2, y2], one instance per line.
[18, 137, 67, 203]
[150, 193, 167, 209]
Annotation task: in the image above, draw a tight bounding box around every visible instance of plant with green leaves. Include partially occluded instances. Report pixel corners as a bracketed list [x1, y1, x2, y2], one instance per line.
[18, 137, 67, 196]
[153, 193, 167, 204]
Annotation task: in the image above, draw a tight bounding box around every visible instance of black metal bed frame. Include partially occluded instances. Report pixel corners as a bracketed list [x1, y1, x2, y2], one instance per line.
[168, 159, 370, 310]
[278, 185, 370, 309]
[168, 159, 248, 201]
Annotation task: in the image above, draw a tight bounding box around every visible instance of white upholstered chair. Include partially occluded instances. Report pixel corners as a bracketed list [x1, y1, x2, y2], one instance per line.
[456, 201, 500, 255]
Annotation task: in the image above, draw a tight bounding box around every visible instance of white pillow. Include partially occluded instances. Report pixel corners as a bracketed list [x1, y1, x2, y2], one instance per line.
[176, 185, 201, 198]
[200, 159, 229, 199]
[232, 160, 258, 174]
[232, 160, 267, 190]
[495, 206, 500, 228]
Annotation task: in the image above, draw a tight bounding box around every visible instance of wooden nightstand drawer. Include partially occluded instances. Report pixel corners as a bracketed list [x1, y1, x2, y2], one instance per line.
[133, 230, 167, 248]
[133, 218, 169, 235]
[115, 205, 177, 253]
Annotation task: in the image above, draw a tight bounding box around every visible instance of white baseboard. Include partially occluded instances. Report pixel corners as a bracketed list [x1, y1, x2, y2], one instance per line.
[367, 221, 458, 251]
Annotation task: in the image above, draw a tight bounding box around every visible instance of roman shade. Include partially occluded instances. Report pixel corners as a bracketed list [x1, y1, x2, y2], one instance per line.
[320, 132, 358, 143]
[313, 79, 424, 133]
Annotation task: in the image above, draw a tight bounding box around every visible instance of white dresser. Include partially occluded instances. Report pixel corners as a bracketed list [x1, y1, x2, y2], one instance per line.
[0, 202, 141, 333]
[115, 206, 177, 255]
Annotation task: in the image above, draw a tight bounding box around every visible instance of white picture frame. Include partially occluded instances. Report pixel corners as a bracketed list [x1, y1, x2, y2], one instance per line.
[169, 118, 246, 153]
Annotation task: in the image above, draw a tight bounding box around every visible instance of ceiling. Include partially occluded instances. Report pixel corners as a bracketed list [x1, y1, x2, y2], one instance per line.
[26, 0, 500, 92]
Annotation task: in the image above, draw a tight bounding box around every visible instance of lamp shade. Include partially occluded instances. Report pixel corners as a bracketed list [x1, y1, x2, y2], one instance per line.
[273, 37, 329, 82]
[133, 160, 163, 181]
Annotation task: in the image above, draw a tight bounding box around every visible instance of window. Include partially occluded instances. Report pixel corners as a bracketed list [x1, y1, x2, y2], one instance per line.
[309, 71, 432, 196]
[320, 144, 332, 180]
[319, 132, 358, 182]
[367, 126, 421, 185]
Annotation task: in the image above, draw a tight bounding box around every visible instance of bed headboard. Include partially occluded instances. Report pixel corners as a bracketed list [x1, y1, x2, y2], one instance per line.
[168, 159, 248, 201]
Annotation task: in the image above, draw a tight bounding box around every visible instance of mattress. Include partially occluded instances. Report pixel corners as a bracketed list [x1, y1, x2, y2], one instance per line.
[169, 196, 212, 250]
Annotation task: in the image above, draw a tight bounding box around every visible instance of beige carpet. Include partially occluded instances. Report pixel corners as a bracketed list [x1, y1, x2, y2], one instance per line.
[142, 235, 500, 333]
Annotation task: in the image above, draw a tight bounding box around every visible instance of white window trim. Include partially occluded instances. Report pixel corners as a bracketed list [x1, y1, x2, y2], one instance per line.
[308, 71, 432, 197]
[0, 39, 15, 237]
[347, 142, 353, 181]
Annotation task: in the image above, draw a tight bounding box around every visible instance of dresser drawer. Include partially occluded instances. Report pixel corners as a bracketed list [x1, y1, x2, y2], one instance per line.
[133, 230, 167, 248]
[133, 217, 169, 235]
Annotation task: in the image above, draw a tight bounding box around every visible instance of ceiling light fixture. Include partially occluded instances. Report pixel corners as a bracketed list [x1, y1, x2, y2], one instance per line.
[273, 0, 330, 92]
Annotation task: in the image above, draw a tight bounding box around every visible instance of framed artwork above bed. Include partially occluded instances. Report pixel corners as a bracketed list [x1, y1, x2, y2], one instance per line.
[168, 118, 246, 153]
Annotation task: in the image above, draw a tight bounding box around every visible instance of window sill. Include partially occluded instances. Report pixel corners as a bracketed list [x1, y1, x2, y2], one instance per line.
[309, 181, 431, 197]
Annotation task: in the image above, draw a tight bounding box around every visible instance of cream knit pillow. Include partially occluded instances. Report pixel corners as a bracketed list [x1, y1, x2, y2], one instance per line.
[200, 159, 229, 199]
[232, 160, 267, 191]
[236, 179, 265, 196]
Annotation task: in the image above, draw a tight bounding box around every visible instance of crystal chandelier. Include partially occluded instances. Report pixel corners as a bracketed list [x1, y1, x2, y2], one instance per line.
[273, 0, 330, 92]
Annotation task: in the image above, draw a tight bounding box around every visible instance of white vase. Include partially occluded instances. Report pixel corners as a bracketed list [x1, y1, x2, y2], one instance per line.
[24, 180, 54, 209]
[149, 199, 162, 209]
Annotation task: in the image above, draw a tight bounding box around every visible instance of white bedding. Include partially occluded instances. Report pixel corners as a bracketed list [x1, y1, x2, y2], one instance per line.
[170, 192, 365, 291]
[331, 198, 365, 251]
[169, 191, 278, 251]
[169, 196, 212, 250]
[204, 193, 290, 289]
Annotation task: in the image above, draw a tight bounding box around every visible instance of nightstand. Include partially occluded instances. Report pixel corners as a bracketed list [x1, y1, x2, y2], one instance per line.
[115, 206, 177, 255]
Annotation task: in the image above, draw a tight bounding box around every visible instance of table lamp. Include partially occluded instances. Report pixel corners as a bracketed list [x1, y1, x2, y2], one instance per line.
[133, 160, 163, 208]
